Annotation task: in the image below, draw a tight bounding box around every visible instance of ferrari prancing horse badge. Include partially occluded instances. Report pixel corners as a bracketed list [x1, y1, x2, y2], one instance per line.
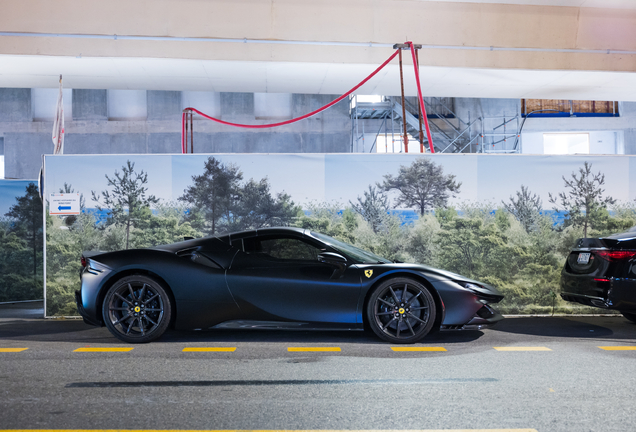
[365, 270, 373, 278]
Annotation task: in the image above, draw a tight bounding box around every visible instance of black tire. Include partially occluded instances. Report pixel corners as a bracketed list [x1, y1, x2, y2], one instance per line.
[621, 311, 636, 324]
[366, 277, 436, 344]
[102, 275, 171, 343]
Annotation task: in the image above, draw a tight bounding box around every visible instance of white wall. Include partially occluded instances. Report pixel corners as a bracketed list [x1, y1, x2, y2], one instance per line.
[254, 93, 292, 119]
[181, 91, 220, 118]
[32, 88, 72, 121]
[107, 90, 147, 120]
[521, 131, 624, 154]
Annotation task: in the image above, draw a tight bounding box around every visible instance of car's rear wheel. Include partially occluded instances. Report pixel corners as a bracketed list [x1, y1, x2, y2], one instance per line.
[102, 275, 171, 343]
[366, 277, 436, 344]
[621, 311, 636, 324]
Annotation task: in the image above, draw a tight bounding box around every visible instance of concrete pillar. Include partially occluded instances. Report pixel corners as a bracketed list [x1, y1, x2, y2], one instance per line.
[3, 133, 50, 179]
[292, 94, 348, 120]
[221, 93, 254, 120]
[147, 91, 181, 120]
[0, 88, 32, 122]
[625, 129, 636, 154]
[72, 89, 107, 120]
[292, 94, 350, 152]
[111, 133, 146, 154]
[148, 133, 181, 153]
[64, 133, 111, 155]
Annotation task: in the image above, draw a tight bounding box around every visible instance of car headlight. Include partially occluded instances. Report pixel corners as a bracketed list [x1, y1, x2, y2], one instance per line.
[455, 281, 484, 291]
[454, 280, 495, 303]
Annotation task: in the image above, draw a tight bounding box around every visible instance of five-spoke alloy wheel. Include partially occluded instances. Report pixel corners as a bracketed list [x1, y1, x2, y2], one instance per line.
[102, 275, 171, 343]
[367, 277, 436, 343]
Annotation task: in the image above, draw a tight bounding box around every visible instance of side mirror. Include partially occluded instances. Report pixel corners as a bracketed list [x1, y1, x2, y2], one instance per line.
[318, 252, 347, 266]
[318, 252, 347, 279]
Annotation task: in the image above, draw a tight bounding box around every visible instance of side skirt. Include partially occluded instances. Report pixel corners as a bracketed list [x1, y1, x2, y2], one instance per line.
[209, 320, 364, 331]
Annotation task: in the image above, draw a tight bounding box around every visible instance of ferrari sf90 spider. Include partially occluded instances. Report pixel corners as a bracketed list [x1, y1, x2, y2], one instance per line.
[561, 228, 636, 323]
[75, 227, 504, 343]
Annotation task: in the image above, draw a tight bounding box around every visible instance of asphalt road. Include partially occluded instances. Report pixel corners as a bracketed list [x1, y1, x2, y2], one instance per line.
[1, 303, 636, 432]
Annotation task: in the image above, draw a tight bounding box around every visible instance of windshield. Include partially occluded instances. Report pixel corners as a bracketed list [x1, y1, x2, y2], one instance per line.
[310, 231, 391, 264]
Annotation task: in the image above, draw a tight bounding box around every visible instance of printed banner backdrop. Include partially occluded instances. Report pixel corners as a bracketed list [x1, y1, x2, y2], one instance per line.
[0, 179, 43, 302]
[43, 153, 636, 317]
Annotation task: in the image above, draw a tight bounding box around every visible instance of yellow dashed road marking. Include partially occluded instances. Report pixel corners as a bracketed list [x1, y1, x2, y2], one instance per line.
[0, 348, 28, 352]
[73, 347, 134, 352]
[599, 346, 636, 351]
[288, 347, 342, 352]
[182, 347, 237, 352]
[493, 347, 552, 351]
[0, 429, 539, 432]
[391, 347, 447, 352]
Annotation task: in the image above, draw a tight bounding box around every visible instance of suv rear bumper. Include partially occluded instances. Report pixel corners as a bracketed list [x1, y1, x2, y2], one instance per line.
[560, 292, 611, 309]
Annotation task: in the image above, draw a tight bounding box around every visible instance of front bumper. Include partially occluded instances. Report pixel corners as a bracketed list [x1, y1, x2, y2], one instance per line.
[440, 304, 504, 331]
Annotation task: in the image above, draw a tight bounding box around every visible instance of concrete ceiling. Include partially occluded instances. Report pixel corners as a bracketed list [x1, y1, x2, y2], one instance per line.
[2, 54, 636, 102]
[417, 0, 636, 8]
[2, 0, 636, 101]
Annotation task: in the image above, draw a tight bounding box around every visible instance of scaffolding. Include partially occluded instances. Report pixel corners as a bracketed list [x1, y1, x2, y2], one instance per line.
[480, 115, 521, 153]
[351, 95, 522, 154]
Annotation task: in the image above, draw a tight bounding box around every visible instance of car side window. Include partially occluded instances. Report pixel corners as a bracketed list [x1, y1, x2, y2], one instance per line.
[243, 237, 320, 261]
[231, 237, 245, 251]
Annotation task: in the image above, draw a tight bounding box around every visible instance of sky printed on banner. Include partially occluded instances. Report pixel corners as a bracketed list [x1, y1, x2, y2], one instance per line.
[171, 154, 326, 206]
[0, 180, 37, 216]
[44, 155, 173, 207]
[475, 155, 631, 207]
[43, 153, 636, 212]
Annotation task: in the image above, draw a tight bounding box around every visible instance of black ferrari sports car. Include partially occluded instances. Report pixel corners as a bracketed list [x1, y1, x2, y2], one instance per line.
[75, 227, 504, 343]
[560, 228, 636, 323]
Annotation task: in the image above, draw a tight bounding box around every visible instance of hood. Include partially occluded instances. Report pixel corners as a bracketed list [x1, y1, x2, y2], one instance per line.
[395, 263, 502, 297]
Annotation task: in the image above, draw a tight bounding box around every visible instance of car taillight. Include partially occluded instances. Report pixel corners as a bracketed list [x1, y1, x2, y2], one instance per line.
[81, 256, 87, 267]
[594, 250, 636, 261]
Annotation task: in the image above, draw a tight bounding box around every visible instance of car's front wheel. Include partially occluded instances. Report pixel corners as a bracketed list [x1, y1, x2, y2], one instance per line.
[621, 311, 636, 324]
[102, 275, 171, 343]
[366, 277, 436, 344]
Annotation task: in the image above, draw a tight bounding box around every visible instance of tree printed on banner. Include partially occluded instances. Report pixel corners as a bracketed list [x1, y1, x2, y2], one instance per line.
[92, 161, 159, 250]
[548, 162, 616, 237]
[295, 202, 358, 245]
[1, 183, 43, 302]
[380, 158, 461, 215]
[179, 156, 300, 235]
[502, 185, 543, 233]
[228, 178, 298, 232]
[179, 157, 243, 235]
[5, 183, 43, 278]
[350, 185, 390, 234]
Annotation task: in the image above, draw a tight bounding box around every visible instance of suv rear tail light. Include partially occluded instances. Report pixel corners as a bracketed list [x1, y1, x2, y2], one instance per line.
[594, 250, 636, 261]
[80, 256, 87, 267]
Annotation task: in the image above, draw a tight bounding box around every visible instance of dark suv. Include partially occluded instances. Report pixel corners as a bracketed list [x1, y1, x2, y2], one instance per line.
[560, 228, 636, 323]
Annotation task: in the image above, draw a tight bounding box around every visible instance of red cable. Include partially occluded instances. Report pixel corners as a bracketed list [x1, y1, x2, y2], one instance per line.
[181, 49, 400, 152]
[181, 112, 186, 153]
[408, 41, 435, 153]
